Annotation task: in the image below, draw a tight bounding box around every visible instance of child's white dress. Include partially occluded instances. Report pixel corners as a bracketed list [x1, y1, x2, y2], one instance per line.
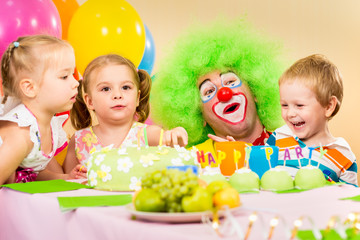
[0, 103, 68, 182]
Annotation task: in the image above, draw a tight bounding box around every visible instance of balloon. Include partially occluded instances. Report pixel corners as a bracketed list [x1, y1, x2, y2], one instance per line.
[0, 0, 62, 58]
[68, 0, 146, 74]
[145, 117, 154, 125]
[52, 0, 79, 39]
[138, 25, 156, 75]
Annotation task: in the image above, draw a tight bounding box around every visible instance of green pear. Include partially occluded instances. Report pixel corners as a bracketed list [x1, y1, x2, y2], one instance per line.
[181, 187, 213, 212]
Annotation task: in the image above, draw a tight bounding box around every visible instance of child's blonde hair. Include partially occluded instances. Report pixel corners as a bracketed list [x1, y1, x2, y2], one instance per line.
[71, 54, 152, 130]
[1, 34, 73, 104]
[279, 54, 343, 118]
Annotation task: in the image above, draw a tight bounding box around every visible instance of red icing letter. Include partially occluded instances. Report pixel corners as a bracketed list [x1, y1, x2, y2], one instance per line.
[196, 150, 205, 163]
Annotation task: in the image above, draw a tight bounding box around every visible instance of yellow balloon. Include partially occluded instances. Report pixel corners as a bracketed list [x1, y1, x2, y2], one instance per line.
[68, 0, 145, 74]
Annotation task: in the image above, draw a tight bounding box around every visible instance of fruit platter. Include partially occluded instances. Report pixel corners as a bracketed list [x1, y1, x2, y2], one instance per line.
[127, 168, 242, 223]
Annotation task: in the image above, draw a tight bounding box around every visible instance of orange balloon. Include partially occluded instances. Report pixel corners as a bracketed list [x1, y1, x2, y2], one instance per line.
[52, 0, 79, 39]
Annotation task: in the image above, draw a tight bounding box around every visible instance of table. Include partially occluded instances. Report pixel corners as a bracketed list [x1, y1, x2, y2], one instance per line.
[1, 184, 360, 240]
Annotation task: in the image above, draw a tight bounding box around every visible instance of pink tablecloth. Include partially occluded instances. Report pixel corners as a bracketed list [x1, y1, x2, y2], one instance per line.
[1, 184, 360, 240]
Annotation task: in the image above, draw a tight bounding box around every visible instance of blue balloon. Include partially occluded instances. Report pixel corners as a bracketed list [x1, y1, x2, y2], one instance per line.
[138, 24, 155, 75]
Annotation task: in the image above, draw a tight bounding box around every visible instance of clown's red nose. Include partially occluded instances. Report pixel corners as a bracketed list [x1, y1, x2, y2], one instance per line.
[217, 87, 233, 102]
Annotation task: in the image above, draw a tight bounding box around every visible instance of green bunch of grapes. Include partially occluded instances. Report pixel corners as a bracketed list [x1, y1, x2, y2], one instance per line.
[141, 169, 199, 212]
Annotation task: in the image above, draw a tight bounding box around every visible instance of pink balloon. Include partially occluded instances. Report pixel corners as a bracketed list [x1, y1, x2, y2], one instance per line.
[145, 117, 154, 125]
[0, 0, 62, 58]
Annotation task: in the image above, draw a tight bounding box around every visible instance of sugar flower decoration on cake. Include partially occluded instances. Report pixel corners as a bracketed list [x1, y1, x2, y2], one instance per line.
[139, 153, 160, 167]
[178, 151, 193, 162]
[86, 156, 93, 169]
[97, 165, 112, 182]
[156, 148, 169, 155]
[129, 176, 142, 191]
[94, 154, 106, 166]
[88, 170, 98, 186]
[117, 148, 127, 155]
[82, 133, 97, 147]
[202, 166, 221, 175]
[171, 157, 184, 166]
[117, 157, 134, 173]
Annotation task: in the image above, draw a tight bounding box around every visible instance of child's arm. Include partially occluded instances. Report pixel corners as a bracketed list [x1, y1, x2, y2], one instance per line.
[62, 135, 78, 174]
[163, 127, 188, 147]
[0, 122, 33, 185]
[37, 163, 87, 181]
[45, 156, 64, 173]
[147, 125, 188, 147]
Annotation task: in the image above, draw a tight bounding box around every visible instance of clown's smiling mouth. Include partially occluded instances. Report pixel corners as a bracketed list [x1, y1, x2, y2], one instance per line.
[223, 103, 240, 114]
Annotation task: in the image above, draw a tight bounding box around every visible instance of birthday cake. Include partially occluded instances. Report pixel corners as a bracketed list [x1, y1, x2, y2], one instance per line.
[87, 145, 197, 191]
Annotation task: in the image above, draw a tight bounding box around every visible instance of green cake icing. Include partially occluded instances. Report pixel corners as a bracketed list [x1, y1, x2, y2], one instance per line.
[229, 168, 260, 192]
[260, 167, 294, 191]
[295, 165, 326, 190]
[87, 145, 196, 191]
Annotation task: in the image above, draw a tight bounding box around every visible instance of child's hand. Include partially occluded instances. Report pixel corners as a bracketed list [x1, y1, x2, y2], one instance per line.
[208, 134, 235, 142]
[68, 164, 87, 179]
[164, 127, 188, 147]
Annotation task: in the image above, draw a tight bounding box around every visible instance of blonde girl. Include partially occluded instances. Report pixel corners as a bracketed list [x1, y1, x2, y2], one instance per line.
[63, 54, 188, 173]
[0, 35, 84, 185]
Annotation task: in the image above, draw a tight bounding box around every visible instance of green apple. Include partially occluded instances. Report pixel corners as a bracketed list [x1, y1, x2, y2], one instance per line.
[295, 165, 326, 189]
[229, 170, 260, 192]
[181, 187, 213, 212]
[206, 180, 231, 195]
[260, 168, 294, 191]
[134, 188, 165, 212]
[199, 174, 227, 184]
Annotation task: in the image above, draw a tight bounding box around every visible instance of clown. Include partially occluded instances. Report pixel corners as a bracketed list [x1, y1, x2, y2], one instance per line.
[151, 18, 285, 165]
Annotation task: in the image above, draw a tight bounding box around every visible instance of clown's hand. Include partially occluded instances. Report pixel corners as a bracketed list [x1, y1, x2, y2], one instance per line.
[208, 134, 235, 142]
[164, 127, 188, 147]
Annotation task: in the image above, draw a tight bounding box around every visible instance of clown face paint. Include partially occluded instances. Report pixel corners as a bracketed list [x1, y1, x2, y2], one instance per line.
[199, 80, 218, 103]
[212, 92, 247, 124]
[198, 70, 262, 142]
[221, 72, 242, 89]
[199, 72, 242, 103]
[198, 71, 248, 125]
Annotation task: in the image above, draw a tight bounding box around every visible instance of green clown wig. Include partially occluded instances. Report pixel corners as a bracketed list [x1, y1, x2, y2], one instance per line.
[151, 18, 285, 147]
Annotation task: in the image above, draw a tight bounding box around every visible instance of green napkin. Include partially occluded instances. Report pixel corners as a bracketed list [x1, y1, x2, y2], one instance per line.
[275, 181, 343, 194]
[57, 194, 132, 212]
[1, 179, 91, 194]
[297, 228, 360, 240]
[340, 195, 360, 202]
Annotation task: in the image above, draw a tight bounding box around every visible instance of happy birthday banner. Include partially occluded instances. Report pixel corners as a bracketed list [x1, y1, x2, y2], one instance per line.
[195, 141, 279, 178]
